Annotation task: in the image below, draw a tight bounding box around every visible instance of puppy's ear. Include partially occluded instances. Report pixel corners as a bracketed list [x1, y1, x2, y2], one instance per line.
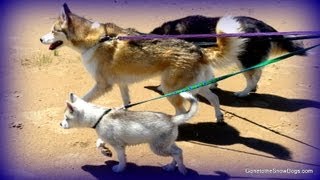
[66, 101, 75, 113]
[69, 93, 78, 103]
[60, 3, 72, 22]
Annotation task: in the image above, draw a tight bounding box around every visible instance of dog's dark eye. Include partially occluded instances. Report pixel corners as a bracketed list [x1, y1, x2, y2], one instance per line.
[65, 116, 71, 121]
[52, 29, 62, 33]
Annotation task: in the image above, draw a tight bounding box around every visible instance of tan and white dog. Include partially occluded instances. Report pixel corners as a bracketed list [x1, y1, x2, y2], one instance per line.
[40, 3, 246, 122]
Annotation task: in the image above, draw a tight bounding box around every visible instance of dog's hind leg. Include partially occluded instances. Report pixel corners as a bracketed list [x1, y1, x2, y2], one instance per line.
[149, 142, 175, 169]
[234, 69, 262, 97]
[169, 96, 186, 115]
[234, 38, 270, 97]
[82, 83, 113, 102]
[161, 143, 187, 175]
[118, 84, 131, 106]
[198, 87, 224, 123]
[161, 85, 186, 115]
[163, 159, 177, 172]
[169, 143, 187, 175]
[251, 68, 262, 92]
[112, 145, 127, 173]
[150, 141, 187, 175]
[161, 73, 186, 115]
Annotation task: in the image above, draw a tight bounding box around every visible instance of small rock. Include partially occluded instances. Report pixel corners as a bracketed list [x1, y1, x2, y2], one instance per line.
[8, 122, 24, 129]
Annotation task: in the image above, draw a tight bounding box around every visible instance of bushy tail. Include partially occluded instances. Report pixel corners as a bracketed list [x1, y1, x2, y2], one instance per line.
[172, 92, 198, 125]
[203, 16, 247, 68]
[270, 36, 307, 56]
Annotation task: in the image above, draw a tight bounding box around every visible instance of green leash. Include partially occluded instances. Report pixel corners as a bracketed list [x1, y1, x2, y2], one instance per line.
[124, 43, 320, 109]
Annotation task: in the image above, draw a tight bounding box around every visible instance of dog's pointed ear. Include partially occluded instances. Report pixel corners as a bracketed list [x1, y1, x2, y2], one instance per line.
[69, 93, 78, 103]
[66, 101, 75, 113]
[60, 3, 72, 22]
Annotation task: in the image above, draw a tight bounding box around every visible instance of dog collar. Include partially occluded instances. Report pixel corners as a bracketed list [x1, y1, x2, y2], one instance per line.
[99, 36, 117, 43]
[92, 109, 111, 129]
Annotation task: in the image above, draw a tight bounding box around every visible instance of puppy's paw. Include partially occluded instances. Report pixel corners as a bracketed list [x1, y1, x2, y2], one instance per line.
[162, 163, 176, 172]
[100, 147, 112, 157]
[216, 114, 224, 123]
[251, 85, 258, 92]
[112, 165, 125, 173]
[178, 165, 188, 175]
[96, 138, 105, 148]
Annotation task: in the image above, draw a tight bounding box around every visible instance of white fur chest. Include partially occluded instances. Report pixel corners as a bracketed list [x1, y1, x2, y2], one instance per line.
[81, 45, 99, 79]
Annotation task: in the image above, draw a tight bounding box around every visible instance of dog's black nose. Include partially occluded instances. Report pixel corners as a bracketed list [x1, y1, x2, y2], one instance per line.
[40, 38, 43, 43]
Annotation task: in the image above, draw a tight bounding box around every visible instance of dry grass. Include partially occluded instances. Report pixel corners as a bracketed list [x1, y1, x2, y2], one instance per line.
[20, 51, 54, 68]
[53, 50, 59, 57]
[35, 52, 53, 67]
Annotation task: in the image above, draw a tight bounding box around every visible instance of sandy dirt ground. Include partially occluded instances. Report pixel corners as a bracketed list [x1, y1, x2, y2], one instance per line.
[3, 0, 320, 179]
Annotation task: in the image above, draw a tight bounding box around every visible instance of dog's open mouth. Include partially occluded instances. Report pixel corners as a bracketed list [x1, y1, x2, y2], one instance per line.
[49, 41, 63, 50]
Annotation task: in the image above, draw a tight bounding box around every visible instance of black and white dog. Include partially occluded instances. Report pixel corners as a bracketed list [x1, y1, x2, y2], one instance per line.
[151, 15, 306, 97]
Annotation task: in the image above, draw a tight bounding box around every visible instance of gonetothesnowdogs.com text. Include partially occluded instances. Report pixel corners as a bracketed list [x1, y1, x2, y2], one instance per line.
[245, 168, 314, 175]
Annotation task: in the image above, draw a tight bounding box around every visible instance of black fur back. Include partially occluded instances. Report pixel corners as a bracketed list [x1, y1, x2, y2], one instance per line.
[151, 15, 220, 43]
[151, 15, 305, 68]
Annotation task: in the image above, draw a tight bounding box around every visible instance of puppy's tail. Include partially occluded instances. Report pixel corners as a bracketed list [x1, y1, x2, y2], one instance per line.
[202, 16, 247, 68]
[172, 92, 198, 125]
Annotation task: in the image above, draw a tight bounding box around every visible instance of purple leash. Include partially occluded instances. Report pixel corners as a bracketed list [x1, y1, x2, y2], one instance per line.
[117, 31, 320, 41]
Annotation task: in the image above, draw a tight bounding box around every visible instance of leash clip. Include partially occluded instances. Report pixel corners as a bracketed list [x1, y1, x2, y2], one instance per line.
[99, 36, 118, 43]
[99, 36, 111, 43]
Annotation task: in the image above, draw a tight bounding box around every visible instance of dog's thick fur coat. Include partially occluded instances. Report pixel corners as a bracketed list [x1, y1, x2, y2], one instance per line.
[60, 92, 198, 174]
[151, 15, 306, 97]
[41, 4, 246, 122]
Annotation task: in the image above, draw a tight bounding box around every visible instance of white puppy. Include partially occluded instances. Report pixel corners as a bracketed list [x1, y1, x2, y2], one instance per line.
[60, 92, 198, 174]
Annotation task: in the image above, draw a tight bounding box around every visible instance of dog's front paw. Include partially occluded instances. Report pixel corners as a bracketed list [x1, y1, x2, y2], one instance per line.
[100, 147, 112, 157]
[162, 163, 176, 172]
[112, 165, 125, 173]
[96, 138, 105, 148]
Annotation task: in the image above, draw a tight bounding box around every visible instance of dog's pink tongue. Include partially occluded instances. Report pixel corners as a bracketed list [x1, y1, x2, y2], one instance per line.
[49, 41, 63, 50]
[49, 44, 54, 50]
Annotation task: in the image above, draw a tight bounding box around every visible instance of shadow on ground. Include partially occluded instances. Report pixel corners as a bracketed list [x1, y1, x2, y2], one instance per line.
[178, 122, 291, 160]
[82, 161, 304, 180]
[145, 85, 292, 159]
[82, 161, 230, 180]
[144, 86, 320, 112]
[210, 88, 320, 112]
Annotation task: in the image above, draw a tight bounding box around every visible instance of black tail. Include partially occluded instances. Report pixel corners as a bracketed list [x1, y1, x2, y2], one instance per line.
[235, 16, 307, 57]
[276, 37, 307, 56]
